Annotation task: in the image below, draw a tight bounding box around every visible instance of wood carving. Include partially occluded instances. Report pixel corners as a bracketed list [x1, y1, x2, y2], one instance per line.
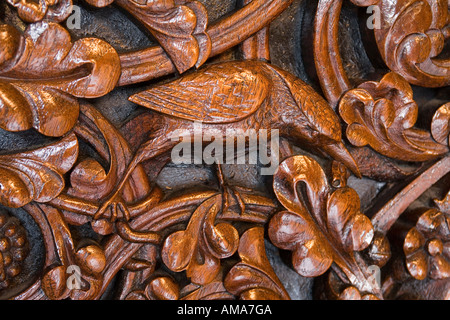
[0, 210, 29, 291]
[268, 155, 380, 298]
[94, 60, 361, 221]
[89, 0, 211, 73]
[351, 0, 450, 87]
[6, 0, 73, 23]
[339, 72, 449, 161]
[0, 0, 448, 301]
[0, 22, 120, 136]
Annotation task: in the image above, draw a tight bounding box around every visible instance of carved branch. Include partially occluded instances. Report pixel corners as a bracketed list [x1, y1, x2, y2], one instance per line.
[118, 0, 293, 86]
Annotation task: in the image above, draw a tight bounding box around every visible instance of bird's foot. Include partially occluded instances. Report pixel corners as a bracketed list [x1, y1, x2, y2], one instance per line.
[94, 192, 131, 222]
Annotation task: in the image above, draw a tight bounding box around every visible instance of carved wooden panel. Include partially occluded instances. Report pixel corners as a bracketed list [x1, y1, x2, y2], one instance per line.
[0, 0, 449, 301]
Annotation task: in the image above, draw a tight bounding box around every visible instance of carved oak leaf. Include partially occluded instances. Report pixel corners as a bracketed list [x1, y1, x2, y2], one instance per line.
[339, 72, 448, 162]
[0, 22, 121, 137]
[6, 0, 73, 23]
[161, 194, 239, 285]
[404, 209, 450, 280]
[92, 0, 211, 73]
[268, 155, 380, 297]
[0, 133, 78, 208]
[224, 227, 290, 300]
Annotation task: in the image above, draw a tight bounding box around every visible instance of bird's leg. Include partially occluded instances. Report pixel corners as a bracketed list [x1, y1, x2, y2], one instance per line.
[94, 136, 174, 222]
[94, 154, 142, 221]
[215, 164, 247, 215]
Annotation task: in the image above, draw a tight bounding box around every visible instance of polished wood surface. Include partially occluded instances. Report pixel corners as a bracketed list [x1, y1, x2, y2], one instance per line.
[0, 0, 449, 300]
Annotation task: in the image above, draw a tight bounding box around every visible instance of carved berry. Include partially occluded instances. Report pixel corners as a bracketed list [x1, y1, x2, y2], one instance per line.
[0, 211, 29, 291]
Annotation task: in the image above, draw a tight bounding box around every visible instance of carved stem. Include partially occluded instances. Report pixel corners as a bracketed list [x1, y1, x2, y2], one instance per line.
[241, 26, 270, 60]
[313, 0, 351, 108]
[372, 156, 450, 233]
[118, 0, 293, 86]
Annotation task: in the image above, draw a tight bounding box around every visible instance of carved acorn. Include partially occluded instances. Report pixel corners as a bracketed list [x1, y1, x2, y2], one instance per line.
[0, 211, 29, 290]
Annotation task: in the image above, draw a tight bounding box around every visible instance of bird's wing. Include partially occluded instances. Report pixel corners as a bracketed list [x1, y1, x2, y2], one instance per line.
[129, 63, 270, 123]
[269, 64, 342, 142]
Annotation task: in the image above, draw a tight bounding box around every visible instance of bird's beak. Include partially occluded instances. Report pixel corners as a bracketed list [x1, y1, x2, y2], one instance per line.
[322, 142, 362, 178]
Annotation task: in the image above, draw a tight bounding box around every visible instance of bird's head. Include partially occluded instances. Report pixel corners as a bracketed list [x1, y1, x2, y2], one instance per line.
[281, 110, 361, 179]
[265, 63, 362, 178]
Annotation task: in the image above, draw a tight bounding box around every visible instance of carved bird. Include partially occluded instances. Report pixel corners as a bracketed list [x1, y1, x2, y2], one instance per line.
[95, 60, 361, 221]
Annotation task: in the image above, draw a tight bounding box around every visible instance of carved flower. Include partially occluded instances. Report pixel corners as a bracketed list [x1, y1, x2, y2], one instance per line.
[404, 209, 450, 280]
[0, 22, 120, 137]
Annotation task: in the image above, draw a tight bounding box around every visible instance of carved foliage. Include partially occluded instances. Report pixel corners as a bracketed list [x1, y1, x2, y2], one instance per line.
[0, 0, 449, 301]
[268, 155, 379, 297]
[339, 72, 448, 162]
[0, 22, 120, 136]
[162, 194, 239, 285]
[404, 209, 450, 280]
[225, 227, 290, 300]
[373, 0, 450, 87]
[111, 0, 211, 73]
[0, 133, 78, 208]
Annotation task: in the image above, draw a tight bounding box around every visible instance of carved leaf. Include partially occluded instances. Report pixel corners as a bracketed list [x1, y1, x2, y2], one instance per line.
[327, 187, 374, 252]
[161, 195, 239, 285]
[0, 133, 78, 208]
[369, 0, 450, 87]
[268, 155, 379, 297]
[224, 227, 290, 300]
[114, 0, 211, 73]
[271, 154, 330, 225]
[0, 22, 121, 137]
[339, 72, 448, 161]
[268, 211, 333, 277]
